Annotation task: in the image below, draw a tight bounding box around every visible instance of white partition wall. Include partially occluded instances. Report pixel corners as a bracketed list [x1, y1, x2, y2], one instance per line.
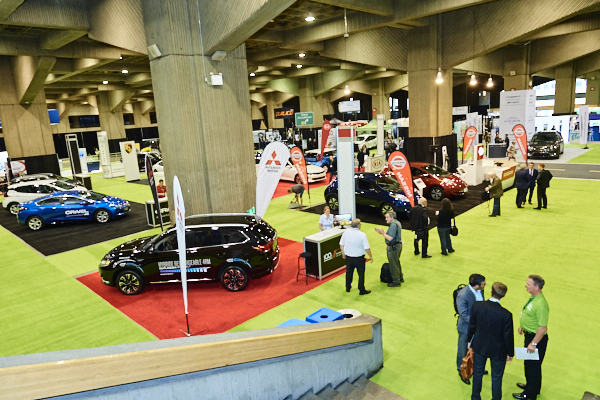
[337, 126, 356, 218]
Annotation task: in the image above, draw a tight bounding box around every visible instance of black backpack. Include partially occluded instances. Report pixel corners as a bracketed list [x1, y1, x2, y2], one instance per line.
[380, 263, 392, 283]
[453, 284, 466, 317]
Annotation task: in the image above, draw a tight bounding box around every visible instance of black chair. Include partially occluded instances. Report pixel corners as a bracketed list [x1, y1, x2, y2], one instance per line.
[297, 251, 312, 285]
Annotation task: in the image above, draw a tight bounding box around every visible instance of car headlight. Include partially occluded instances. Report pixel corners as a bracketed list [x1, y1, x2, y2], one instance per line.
[392, 193, 409, 202]
[100, 258, 111, 267]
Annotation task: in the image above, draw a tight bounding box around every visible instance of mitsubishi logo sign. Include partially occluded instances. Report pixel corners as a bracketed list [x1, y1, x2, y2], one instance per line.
[266, 151, 281, 165]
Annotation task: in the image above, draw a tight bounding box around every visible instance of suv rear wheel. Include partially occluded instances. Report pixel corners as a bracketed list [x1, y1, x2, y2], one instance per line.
[116, 270, 145, 295]
[220, 265, 249, 291]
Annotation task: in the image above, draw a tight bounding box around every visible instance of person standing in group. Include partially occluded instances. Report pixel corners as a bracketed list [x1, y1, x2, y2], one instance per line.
[328, 155, 337, 183]
[436, 198, 455, 255]
[526, 162, 538, 205]
[374, 211, 403, 287]
[319, 205, 334, 231]
[409, 197, 431, 258]
[468, 282, 514, 400]
[534, 164, 553, 210]
[486, 172, 503, 217]
[513, 275, 549, 400]
[357, 145, 367, 172]
[339, 219, 373, 295]
[287, 184, 305, 206]
[514, 164, 530, 208]
[456, 274, 486, 384]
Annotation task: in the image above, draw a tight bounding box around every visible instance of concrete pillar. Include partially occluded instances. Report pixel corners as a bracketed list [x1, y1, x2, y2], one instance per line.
[132, 102, 154, 128]
[370, 79, 391, 121]
[503, 47, 529, 91]
[585, 71, 600, 107]
[554, 62, 575, 114]
[0, 57, 55, 158]
[97, 92, 126, 140]
[299, 76, 324, 126]
[407, 19, 453, 138]
[266, 93, 285, 130]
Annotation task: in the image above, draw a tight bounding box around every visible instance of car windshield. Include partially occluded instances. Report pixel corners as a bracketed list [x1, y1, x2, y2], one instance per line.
[79, 192, 106, 201]
[531, 133, 558, 142]
[422, 164, 451, 177]
[141, 231, 169, 251]
[375, 176, 402, 191]
[53, 180, 75, 189]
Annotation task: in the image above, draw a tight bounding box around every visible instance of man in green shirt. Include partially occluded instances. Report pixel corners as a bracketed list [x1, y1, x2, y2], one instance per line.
[513, 275, 549, 400]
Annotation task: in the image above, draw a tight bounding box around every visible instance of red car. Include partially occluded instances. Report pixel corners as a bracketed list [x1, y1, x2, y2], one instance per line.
[382, 162, 468, 201]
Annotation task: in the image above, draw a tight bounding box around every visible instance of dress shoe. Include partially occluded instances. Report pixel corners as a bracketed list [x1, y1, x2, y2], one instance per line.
[387, 282, 401, 287]
[422, 255, 432, 258]
[517, 206, 523, 208]
[400, 278, 405, 283]
[533, 207, 541, 210]
[414, 251, 420, 256]
[528, 201, 532, 205]
[346, 288, 351, 292]
[448, 249, 455, 253]
[458, 372, 470, 385]
[441, 252, 448, 255]
[542, 206, 547, 209]
[359, 290, 371, 295]
[512, 393, 528, 399]
[516, 383, 526, 390]
[489, 215, 497, 217]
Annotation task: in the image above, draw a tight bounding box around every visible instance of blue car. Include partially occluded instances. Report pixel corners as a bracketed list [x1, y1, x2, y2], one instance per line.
[324, 173, 417, 218]
[304, 149, 336, 171]
[17, 190, 131, 231]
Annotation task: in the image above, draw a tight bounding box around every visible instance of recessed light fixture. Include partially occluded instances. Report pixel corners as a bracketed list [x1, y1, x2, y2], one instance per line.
[121, 69, 129, 74]
[102, 80, 109, 84]
[305, 14, 315, 22]
[296, 64, 302, 68]
[119, 56, 123, 60]
[249, 73, 255, 77]
[299, 53, 306, 58]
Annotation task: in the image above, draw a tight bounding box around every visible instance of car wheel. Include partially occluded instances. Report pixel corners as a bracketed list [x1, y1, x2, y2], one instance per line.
[116, 270, 145, 295]
[294, 174, 302, 184]
[94, 209, 110, 223]
[380, 203, 395, 217]
[326, 195, 339, 210]
[8, 202, 20, 215]
[430, 186, 445, 201]
[26, 216, 44, 231]
[220, 265, 249, 291]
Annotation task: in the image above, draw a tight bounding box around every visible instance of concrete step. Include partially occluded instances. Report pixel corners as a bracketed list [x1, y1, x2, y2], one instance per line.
[297, 391, 320, 400]
[353, 376, 407, 400]
[335, 381, 377, 400]
[315, 386, 348, 400]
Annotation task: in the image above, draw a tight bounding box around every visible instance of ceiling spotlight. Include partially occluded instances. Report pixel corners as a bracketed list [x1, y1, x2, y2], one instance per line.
[299, 53, 306, 58]
[249, 72, 255, 77]
[121, 69, 129, 74]
[487, 76, 494, 87]
[470, 73, 477, 85]
[119, 56, 123, 60]
[102, 80, 109, 84]
[296, 64, 302, 68]
[344, 85, 350, 95]
[436, 68, 443, 84]
[305, 14, 315, 22]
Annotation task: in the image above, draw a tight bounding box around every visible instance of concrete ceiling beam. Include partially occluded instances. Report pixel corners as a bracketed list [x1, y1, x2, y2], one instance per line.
[0, 36, 123, 59]
[575, 52, 600, 76]
[125, 72, 152, 87]
[10, 55, 56, 105]
[45, 58, 117, 84]
[4, 0, 88, 30]
[529, 30, 600, 73]
[41, 29, 87, 50]
[311, 0, 393, 16]
[0, 0, 25, 21]
[266, 77, 299, 96]
[108, 89, 135, 112]
[525, 17, 600, 40]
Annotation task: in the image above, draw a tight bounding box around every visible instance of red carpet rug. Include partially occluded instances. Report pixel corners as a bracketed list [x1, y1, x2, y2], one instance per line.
[273, 174, 332, 199]
[77, 237, 343, 339]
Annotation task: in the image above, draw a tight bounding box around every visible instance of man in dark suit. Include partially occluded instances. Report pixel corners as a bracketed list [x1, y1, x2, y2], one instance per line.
[526, 162, 538, 205]
[468, 282, 514, 400]
[514, 164, 530, 208]
[408, 197, 430, 258]
[534, 163, 553, 209]
[456, 274, 486, 384]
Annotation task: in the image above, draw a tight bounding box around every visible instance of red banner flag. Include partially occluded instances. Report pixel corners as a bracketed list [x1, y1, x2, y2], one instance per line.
[462, 126, 478, 161]
[512, 124, 527, 163]
[290, 146, 309, 195]
[320, 119, 332, 160]
[388, 151, 414, 207]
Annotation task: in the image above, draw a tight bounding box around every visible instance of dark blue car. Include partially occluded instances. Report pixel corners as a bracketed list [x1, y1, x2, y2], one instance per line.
[17, 190, 130, 231]
[324, 173, 416, 217]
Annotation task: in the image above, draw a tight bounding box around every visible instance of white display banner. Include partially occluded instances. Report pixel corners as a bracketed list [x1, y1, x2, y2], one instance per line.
[119, 141, 140, 182]
[256, 142, 290, 218]
[97, 131, 110, 167]
[173, 176, 188, 315]
[500, 90, 536, 143]
[318, 127, 337, 149]
[579, 105, 590, 145]
[78, 148, 88, 174]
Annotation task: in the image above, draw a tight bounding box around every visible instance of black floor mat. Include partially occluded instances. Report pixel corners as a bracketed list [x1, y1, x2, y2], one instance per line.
[0, 202, 152, 256]
[302, 182, 496, 229]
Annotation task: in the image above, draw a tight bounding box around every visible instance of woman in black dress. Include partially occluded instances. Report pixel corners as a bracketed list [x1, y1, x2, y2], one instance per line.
[357, 145, 366, 171]
[436, 198, 455, 255]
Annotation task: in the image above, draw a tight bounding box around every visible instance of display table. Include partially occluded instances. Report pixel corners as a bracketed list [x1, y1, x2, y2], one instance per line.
[303, 227, 346, 280]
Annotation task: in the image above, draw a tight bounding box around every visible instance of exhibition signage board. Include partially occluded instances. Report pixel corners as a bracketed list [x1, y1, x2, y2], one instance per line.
[388, 151, 414, 207]
[295, 112, 314, 126]
[580, 105, 590, 145]
[320, 119, 332, 157]
[500, 90, 536, 143]
[119, 141, 140, 182]
[66, 134, 82, 176]
[290, 146, 309, 196]
[256, 142, 290, 218]
[275, 107, 294, 119]
[146, 155, 164, 230]
[339, 100, 361, 113]
[173, 176, 189, 317]
[512, 124, 528, 163]
[463, 126, 478, 161]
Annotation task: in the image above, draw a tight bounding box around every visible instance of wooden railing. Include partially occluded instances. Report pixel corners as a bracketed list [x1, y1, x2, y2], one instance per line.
[0, 322, 373, 400]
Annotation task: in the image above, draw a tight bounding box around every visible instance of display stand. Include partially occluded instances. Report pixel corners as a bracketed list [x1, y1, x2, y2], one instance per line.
[74, 174, 92, 190]
[145, 198, 170, 227]
[303, 227, 346, 280]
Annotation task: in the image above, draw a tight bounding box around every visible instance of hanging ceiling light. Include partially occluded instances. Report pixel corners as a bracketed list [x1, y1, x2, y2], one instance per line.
[102, 80, 108, 84]
[121, 69, 129, 74]
[436, 68, 443, 84]
[344, 85, 350, 95]
[470, 73, 477, 85]
[305, 13, 315, 22]
[249, 72, 255, 77]
[299, 53, 306, 58]
[296, 64, 302, 68]
[487, 75, 493, 87]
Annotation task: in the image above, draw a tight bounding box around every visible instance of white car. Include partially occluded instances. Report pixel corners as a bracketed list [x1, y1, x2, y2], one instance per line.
[355, 134, 377, 150]
[255, 154, 326, 183]
[152, 160, 164, 173]
[2, 179, 88, 215]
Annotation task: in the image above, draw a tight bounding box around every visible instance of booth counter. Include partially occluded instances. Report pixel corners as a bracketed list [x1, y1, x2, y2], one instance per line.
[303, 227, 346, 280]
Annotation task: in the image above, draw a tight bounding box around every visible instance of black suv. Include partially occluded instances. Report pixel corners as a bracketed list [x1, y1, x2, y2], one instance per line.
[527, 131, 564, 159]
[99, 214, 279, 295]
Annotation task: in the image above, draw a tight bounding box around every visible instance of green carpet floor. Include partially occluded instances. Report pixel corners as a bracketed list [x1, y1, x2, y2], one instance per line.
[566, 143, 600, 164]
[2, 173, 600, 399]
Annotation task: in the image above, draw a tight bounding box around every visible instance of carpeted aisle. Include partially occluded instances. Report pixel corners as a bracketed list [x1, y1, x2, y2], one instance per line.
[77, 237, 343, 339]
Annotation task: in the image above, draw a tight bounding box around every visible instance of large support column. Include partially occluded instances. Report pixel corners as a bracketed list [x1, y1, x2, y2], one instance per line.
[0, 57, 55, 159]
[97, 92, 127, 140]
[132, 101, 154, 128]
[554, 62, 576, 114]
[266, 93, 286, 130]
[585, 71, 600, 106]
[142, 0, 265, 215]
[503, 47, 529, 91]
[299, 76, 324, 126]
[407, 18, 453, 138]
[370, 79, 391, 121]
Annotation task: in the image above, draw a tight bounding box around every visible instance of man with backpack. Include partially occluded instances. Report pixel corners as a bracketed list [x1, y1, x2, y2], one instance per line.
[455, 274, 487, 384]
[375, 211, 403, 287]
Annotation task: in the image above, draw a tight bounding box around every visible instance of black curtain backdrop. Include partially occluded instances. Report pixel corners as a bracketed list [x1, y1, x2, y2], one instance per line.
[403, 133, 458, 172]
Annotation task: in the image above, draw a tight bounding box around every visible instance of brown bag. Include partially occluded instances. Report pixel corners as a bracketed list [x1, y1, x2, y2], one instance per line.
[460, 348, 474, 380]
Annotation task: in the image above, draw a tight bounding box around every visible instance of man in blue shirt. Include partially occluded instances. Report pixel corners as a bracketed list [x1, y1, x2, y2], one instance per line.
[375, 211, 403, 287]
[340, 219, 373, 295]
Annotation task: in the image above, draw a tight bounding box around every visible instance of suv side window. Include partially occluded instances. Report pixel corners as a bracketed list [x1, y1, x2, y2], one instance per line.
[188, 228, 224, 247]
[37, 185, 54, 194]
[16, 186, 35, 193]
[356, 179, 375, 191]
[221, 229, 248, 245]
[154, 232, 178, 252]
